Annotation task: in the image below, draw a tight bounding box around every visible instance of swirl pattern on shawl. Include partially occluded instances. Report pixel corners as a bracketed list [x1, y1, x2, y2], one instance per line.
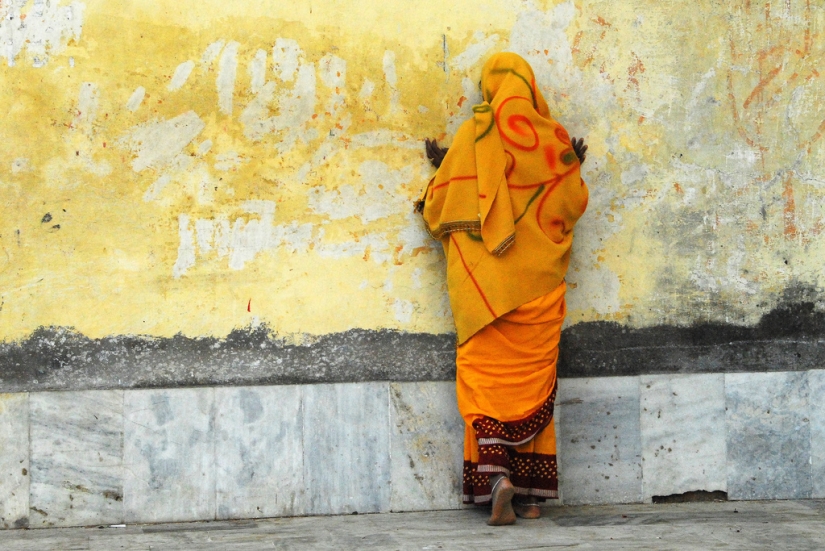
[419, 52, 588, 343]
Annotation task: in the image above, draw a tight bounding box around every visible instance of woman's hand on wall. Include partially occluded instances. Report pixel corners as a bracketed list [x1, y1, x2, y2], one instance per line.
[572, 137, 588, 165]
[425, 138, 448, 169]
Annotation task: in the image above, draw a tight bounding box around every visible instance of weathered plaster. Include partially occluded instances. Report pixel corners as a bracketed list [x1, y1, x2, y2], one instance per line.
[3, 288, 825, 391]
[1, 1, 824, 379]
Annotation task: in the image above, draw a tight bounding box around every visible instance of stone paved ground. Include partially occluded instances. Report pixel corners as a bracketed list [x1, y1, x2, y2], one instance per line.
[1, 500, 824, 550]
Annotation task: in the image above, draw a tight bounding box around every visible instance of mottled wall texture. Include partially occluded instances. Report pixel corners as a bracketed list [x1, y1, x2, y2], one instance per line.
[2, 0, 825, 390]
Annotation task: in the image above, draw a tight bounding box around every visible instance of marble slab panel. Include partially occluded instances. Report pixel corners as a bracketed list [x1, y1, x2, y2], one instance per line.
[640, 374, 726, 501]
[806, 370, 825, 498]
[0, 393, 29, 529]
[29, 391, 124, 527]
[725, 371, 811, 500]
[215, 386, 305, 519]
[556, 377, 642, 505]
[123, 388, 215, 523]
[389, 382, 464, 512]
[303, 383, 390, 515]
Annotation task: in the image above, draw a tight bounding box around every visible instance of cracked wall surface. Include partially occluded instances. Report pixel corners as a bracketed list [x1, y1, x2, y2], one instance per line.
[2, 1, 825, 386]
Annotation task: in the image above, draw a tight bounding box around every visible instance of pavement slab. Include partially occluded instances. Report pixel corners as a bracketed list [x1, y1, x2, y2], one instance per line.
[1, 500, 824, 550]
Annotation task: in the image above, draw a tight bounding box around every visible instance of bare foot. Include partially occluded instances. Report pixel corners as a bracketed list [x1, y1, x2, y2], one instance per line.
[487, 476, 516, 526]
[513, 497, 541, 519]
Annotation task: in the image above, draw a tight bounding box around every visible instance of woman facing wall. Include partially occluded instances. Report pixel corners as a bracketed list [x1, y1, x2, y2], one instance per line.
[418, 52, 589, 526]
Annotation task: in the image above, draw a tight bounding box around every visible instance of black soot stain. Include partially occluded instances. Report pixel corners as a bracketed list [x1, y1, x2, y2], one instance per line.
[1, 285, 823, 391]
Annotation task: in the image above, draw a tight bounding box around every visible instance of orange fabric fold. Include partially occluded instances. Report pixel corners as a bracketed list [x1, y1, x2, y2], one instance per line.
[456, 281, 566, 426]
[419, 52, 588, 344]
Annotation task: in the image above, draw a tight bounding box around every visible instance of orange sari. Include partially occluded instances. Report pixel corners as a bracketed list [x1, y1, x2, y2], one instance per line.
[419, 53, 588, 504]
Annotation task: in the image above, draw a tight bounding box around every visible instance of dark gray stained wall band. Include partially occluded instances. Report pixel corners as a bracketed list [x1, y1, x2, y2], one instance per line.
[1, 294, 823, 392]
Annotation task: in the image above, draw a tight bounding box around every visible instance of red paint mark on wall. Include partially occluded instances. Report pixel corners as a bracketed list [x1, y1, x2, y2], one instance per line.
[247, 299, 251, 312]
[743, 65, 781, 109]
[782, 174, 797, 239]
[627, 52, 645, 94]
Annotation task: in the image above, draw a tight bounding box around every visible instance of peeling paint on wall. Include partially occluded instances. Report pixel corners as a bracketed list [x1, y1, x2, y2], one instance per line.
[0, 0, 85, 67]
[1, 0, 824, 350]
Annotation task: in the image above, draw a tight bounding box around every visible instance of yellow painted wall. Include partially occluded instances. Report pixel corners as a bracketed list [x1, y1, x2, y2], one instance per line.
[1, 0, 824, 341]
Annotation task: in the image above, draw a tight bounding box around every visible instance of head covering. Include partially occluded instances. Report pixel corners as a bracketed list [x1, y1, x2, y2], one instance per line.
[418, 52, 589, 343]
[420, 52, 582, 255]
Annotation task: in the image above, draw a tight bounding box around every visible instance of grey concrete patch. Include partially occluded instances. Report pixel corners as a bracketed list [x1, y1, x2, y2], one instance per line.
[559, 287, 825, 378]
[810, 370, 825, 499]
[3, 287, 825, 393]
[29, 391, 124, 528]
[0, 327, 456, 392]
[640, 374, 726, 501]
[557, 377, 643, 505]
[214, 385, 305, 519]
[0, 393, 29, 529]
[725, 371, 812, 500]
[123, 388, 216, 523]
[2, 501, 825, 550]
[302, 383, 391, 515]
[388, 382, 464, 512]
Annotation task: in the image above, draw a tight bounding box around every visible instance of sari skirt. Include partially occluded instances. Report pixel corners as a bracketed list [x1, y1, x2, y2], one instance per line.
[456, 282, 566, 504]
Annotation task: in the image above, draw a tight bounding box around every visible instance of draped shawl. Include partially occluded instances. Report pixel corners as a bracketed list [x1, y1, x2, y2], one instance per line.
[419, 52, 589, 344]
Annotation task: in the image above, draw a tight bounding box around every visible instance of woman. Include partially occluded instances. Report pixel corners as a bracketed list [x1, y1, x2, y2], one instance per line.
[417, 52, 588, 526]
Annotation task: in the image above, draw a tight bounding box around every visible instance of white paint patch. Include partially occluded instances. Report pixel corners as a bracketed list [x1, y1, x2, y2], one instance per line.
[168, 60, 195, 91]
[119, 111, 205, 172]
[143, 172, 173, 202]
[217, 41, 239, 115]
[447, 77, 484, 134]
[240, 62, 316, 141]
[509, 0, 581, 99]
[196, 139, 213, 156]
[308, 161, 414, 225]
[175, 201, 315, 275]
[620, 163, 649, 186]
[316, 231, 393, 264]
[446, 77, 482, 136]
[11, 158, 30, 173]
[126, 86, 145, 112]
[349, 131, 420, 149]
[393, 299, 414, 324]
[201, 40, 224, 66]
[0, 0, 85, 67]
[272, 38, 301, 82]
[411, 268, 423, 289]
[397, 210, 433, 257]
[359, 79, 375, 99]
[449, 31, 499, 72]
[188, 161, 218, 204]
[383, 270, 395, 292]
[143, 154, 195, 202]
[382, 50, 400, 113]
[564, 264, 622, 317]
[173, 214, 196, 278]
[75, 81, 99, 134]
[69, 81, 112, 176]
[249, 49, 267, 94]
[319, 54, 346, 113]
[382, 50, 397, 87]
[214, 151, 246, 171]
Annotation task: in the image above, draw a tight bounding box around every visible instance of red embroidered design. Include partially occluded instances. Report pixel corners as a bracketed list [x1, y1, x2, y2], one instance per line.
[463, 453, 559, 505]
[472, 384, 557, 446]
[464, 384, 559, 505]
